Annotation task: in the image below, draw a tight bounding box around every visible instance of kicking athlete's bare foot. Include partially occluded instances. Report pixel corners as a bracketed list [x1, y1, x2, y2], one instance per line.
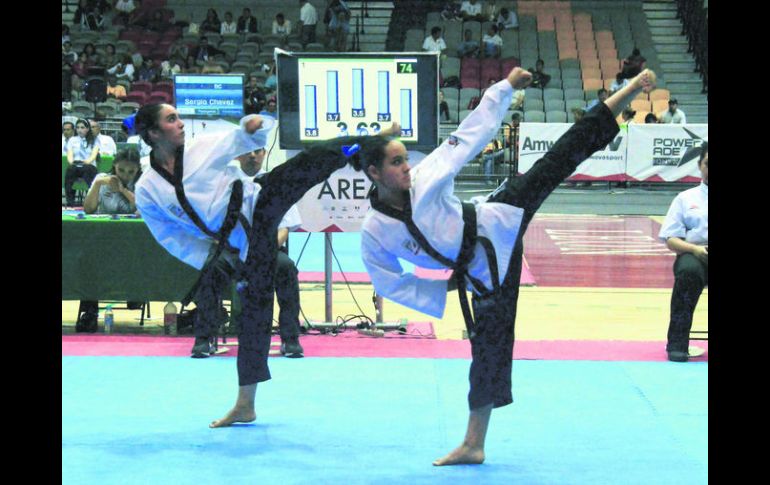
[630, 68, 657, 93]
[209, 405, 256, 428]
[506, 67, 533, 90]
[433, 443, 485, 466]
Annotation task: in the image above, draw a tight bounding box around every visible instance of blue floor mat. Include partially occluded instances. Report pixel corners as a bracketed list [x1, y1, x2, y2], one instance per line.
[62, 357, 707, 484]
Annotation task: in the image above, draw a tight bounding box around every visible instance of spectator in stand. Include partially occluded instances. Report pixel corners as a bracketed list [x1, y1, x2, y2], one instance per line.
[201, 8, 221, 34]
[482, 24, 503, 59]
[586, 88, 608, 111]
[107, 54, 136, 81]
[460, 0, 485, 21]
[496, 7, 518, 30]
[610, 72, 629, 94]
[137, 57, 159, 82]
[272, 13, 292, 47]
[260, 97, 278, 118]
[329, 0, 351, 52]
[659, 99, 687, 124]
[481, 136, 504, 184]
[90, 120, 117, 157]
[70, 52, 90, 98]
[147, 9, 171, 33]
[62, 41, 77, 65]
[245, 75, 267, 115]
[264, 62, 278, 92]
[169, 39, 190, 63]
[192, 36, 225, 63]
[106, 74, 127, 100]
[160, 57, 182, 80]
[299, 0, 318, 47]
[182, 54, 201, 73]
[457, 28, 480, 58]
[127, 0, 151, 28]
[528, 59, 551, 88]
[423, 26, 447, 55]
[510, 88, 525, 111]
[83, 43, 100, 67]
[114, 0, 136, 27]
[62, 121, 76, 155]
[484, 0, 498, 21]
[102, 44, 117, 70]
[65, 118, 100, 207]
[237, 8, 259, 35]
[645, 113, 659, 124]
[74, 0, 103, 31]
[621, 48, 646, 79]
[62, 24, 71, 45]
[221, 11, 237, 35]
[441, 1, 462, 21]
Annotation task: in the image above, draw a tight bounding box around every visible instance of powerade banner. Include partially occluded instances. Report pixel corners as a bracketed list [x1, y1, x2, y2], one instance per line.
[517, 123, 628, 181]
[626, 124, 708, 182]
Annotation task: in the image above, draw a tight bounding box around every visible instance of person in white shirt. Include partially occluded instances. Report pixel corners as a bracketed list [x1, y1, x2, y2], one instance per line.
[90, 120, 117, 157]
[133, 103, 398, 429]
[423, 26, 447, 54]
[659, 99, 687, 124]
[107, 55, 135, 81]
[299, 0, 319, 46]
[496, 7, 518, 29]
[220, 11, 237, 35]
[65, 118, 100, 206]
[482, 24, 503, 58]
[460, 0, 485, 21]
[658, 142, 708, 362]
[348, 67, 657, 466]
[272, 13, 292, 46]
[62, 121, 75, 155]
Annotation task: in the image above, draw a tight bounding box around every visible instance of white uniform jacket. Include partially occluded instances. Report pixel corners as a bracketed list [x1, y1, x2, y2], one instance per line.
[135, 115, 272, 270]
[361, 80, 525, 318]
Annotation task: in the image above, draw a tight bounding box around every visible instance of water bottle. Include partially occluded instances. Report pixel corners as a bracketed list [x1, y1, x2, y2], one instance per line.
[104, 305, 114, 335]
[163, 302, 178, 336]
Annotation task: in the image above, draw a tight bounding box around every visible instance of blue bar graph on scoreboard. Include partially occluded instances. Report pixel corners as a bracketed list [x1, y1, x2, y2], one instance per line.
[352, 69, 365, 117]
[377, 71, 391, 122]
[304, 85, 318, 137]
[400, 89, 413, 137]
[326, 71, 340, 122]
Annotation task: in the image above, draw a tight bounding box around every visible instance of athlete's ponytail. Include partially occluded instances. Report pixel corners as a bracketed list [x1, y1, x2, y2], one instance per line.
[354, 136, 391, 181]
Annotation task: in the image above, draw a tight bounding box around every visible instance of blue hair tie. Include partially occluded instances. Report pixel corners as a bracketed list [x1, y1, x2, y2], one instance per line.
[342, 144, 360, 157]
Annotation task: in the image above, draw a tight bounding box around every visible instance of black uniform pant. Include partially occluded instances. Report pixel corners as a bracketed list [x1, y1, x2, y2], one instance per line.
[666, 253, 708, 353]
[466, 102, 620, 410]
[235, 135, 375, 386]
[64, 163, 98, 206]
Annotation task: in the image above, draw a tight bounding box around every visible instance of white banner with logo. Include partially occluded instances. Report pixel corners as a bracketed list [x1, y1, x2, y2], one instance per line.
[626, 124, 708, 182]
[517, 123, 628, 181]
[295, 165, 373, 232]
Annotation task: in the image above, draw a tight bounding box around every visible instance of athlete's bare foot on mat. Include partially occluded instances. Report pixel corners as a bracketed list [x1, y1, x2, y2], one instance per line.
[432, 444, 485, 466]
[209, 406, 256, 428]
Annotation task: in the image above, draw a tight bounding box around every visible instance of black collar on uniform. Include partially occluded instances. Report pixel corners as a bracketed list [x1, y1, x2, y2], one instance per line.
[368, 185, 412, 222]
[149, 144, 185, 187]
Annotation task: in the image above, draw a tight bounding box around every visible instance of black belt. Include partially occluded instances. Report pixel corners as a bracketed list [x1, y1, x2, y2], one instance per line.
[150, 147, 247, 307]
[370, 189, 499, 339]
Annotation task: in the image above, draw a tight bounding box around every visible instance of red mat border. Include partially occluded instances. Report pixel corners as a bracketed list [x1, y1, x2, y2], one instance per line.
[61, 335, 707, 362]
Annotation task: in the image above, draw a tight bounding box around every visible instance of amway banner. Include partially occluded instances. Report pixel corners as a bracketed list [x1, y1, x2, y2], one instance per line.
[626, 124, 708, 182]
[517, 123, 628, 181]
